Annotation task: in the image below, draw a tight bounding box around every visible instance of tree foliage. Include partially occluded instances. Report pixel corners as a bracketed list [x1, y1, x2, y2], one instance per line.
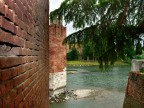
[136, 40, 143, 55]
[50, 0, 144, 68]
[67, 47, 79, 60]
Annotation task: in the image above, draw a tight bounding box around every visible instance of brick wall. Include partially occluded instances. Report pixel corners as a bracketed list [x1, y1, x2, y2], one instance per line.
[0, 0, 49, 108]
[49, 23, 67, 96]
[49, 24, 66, 73]
[123, 72, 144, 108]
[123, 60, 144, 108]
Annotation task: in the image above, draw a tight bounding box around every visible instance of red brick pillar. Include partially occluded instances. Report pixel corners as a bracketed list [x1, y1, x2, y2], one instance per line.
[49, 21, 67, 96]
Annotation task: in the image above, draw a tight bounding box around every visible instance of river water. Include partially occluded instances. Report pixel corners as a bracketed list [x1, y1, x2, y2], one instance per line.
[50, 65, 130, 108]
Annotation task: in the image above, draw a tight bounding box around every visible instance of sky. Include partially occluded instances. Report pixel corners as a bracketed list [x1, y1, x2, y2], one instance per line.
[50, 0, 76, 36]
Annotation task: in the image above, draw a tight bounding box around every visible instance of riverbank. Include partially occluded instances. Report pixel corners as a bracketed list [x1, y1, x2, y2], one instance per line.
[50, 88, 124, 105]
[67, 60, 130, 66]
[50, 65, 130, 108]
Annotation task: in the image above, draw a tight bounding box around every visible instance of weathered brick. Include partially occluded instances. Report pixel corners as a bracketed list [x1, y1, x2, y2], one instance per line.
[0, 57, 24, 69]
[0, 31, 25, 47]
[5, 0, 14, 10]
[13, 73, 27, 87]
[0, 1, 5, 15]
[14, 25, 22, 36]
[0, 79, 14, 97]
[1, 17, 15, 33]
[18, 101, 24, 108]
[15, 92, 24, 106]
[13, 3, 23, 20]
[124, 72, 144, 107]
[0, 16, 2, 26]
[0, 47, 22, 56]
[22, 78, 31, 90]
[1, 69, 11, 81]
[17, 84, 24, 94]
[22, 0, 28, 8]
[15, 0, 27, 19]
[13, 36, 25, 47]
[4, 5, 14, 21]
[3, 94, 15, 108]
[0, 99, 2, 107]
[0, 65, 24, 81]
[13, 13, 18, 25]
[17, 18, 25, 30]
[0, 0, 49, 107]
[9, 89, 17, 99]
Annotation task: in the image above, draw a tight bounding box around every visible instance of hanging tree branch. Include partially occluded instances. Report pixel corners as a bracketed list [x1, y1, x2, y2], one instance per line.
[50, 0, 144, 69]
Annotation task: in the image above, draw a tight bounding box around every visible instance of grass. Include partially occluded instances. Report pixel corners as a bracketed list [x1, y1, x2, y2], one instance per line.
[67, 60, 129, 66]
[67, 61, 99, 66]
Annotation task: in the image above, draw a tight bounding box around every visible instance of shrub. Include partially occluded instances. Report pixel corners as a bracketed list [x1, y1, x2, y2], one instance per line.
[67, 47, 79, 60]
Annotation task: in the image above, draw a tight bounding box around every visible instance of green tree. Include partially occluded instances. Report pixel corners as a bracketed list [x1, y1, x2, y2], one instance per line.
[82, 39, 95, 60]
[67, 47, 79, 60]
[51, 0, 144, 68]
[136, 40, 143, 55]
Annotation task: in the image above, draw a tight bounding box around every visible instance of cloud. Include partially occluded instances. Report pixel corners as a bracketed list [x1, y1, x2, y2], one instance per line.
[66, 22, 78, 35]
[50, 0, 64, 12]
[50, 0, 76, 36]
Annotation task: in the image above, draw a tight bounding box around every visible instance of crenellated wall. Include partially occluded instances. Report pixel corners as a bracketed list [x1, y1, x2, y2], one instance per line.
[49, 22, 66, 96]
[0, 0, 49, 107]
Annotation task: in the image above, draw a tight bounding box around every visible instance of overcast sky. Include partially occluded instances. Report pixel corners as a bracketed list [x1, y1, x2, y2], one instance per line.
[49, 0, 76, 36]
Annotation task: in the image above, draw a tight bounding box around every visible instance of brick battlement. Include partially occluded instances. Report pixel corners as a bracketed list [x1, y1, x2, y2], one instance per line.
[49, 23, 66, 73]
[49, 20, 67, 96]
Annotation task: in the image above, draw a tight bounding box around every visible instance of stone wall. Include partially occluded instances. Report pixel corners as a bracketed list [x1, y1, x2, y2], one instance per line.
[0, 0, 49, 107]
[49, 23, 66, 96]
[49, 71, 66, 95]
[123, 59, 144, 108]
